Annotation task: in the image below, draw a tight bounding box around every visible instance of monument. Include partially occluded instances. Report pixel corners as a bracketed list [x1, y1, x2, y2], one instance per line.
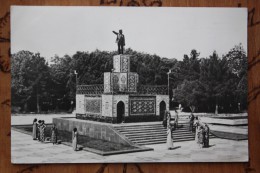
[112, 29, 125, 54]
[75, 54, 169, 123]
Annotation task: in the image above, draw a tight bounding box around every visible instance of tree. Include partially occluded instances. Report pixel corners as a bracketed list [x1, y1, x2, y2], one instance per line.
[172, 80, 201, 112]
[224, 43, 247, 111]
[12, 51, 50, 112]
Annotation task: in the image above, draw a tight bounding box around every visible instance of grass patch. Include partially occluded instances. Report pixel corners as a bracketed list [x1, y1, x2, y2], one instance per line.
[210, 130, 248, 140]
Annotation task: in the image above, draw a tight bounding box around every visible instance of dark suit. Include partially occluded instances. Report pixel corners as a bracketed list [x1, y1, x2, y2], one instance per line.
[113, 31, 125, 54]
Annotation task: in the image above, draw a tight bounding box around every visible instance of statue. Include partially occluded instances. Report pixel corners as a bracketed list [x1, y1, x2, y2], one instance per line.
[112, 29, 125, 54]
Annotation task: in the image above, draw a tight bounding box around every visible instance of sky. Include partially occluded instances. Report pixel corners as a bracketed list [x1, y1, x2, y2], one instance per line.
[11, 6, 247, 62]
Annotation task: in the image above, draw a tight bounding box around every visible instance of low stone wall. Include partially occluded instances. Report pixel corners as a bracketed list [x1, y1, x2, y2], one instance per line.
[53, 117, 133, 146]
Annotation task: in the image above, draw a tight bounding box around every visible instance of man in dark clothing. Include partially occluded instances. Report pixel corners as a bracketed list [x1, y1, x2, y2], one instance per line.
[189, 113, 195, 131]
[112, 29, 125, 54]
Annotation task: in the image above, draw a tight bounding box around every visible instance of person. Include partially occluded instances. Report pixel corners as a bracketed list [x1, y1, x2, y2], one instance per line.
[174, 110, 179, 129]
[203, 124, 210, 148]
[37, 120, 42, 141]
[112, 29, 125, 54]
[197, 126, 204, 148]
[39, 120, 46, 142]
[162, 110, 168, 128]
[166, 116, 174, 149]
[72, 128, 78, 151]
[193, 117, 199, 144]
[32, 118, 38, 140]
[189, 113, 195, 132]
[51, 124, 58, 145]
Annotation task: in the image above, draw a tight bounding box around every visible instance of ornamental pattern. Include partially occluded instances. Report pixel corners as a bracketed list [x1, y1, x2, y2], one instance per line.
[104, 73, 111, 93]
[121, 56, 129, 72]
[113, 56, 121, 72]
[128, 73, 137, 92]
[112, 73, 120, 91]
[85, 97, 101, 113]
[77, 85, 104, 94]
[119, 73, 127, 92]
[130, 97, 156, 115]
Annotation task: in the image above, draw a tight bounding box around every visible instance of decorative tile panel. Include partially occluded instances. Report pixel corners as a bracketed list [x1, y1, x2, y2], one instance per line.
[119, 73, 127, 92]
[121, 55, 130, 72]
[130, 97, 156, 115]
[113, 55, 121, 72]
[112, 73, 120, 92]
[128, 72, 138, 92]
[104, 72, 111, 93]
[85, 97, 101, 114]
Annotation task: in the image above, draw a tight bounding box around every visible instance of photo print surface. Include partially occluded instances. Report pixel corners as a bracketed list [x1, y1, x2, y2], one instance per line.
[11, 6, 248, 163]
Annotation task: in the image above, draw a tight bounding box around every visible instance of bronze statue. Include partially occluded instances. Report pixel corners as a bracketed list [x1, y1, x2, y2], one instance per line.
[112, 29, 125, 54]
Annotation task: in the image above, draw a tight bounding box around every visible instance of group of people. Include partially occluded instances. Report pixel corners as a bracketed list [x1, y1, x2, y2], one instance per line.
[32, 118, 58, 145]
[193, 118, 210, 148]
[32, 118, 48, 142]
[32, 118, 78, 150]
[188, 113, 210, 148]
[163, 110, 210, 150]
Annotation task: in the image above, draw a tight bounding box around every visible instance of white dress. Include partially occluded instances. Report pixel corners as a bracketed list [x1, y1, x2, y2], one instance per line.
[72, 131, 78, 151]
[194, 120, 199, 143]
[166, 126, 173, 149]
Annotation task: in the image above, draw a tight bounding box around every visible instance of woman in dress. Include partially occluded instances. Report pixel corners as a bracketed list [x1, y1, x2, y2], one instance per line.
[197, 126, 204, 148]
[51, 124, 58, 145]
[72, 128, 78, 151]
[203, 124, 210, 148]
[32, 118, 38, 140]
[166, 116, 174, 149]
[37, 120, 42, 141]
[162, 110, 168, 128]
[40, 120, 46, 142]
[189, 113, 195, 132]
[174, 110, 179, 129]
[193, 117, 199, 144]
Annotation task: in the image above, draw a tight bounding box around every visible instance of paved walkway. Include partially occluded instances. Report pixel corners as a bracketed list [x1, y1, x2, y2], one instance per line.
[11, 130, 248, 163]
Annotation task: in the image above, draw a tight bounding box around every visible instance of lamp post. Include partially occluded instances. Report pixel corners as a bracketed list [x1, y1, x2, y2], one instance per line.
[167, 69, 172, 109]
[111, 68, 114, 94]
[111, 68, 114, 123]
[167, 69, 172, 96]
[74, 70, 78, 89]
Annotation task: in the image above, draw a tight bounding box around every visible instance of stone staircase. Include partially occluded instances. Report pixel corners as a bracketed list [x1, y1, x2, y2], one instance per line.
[113, 122, 215, 145]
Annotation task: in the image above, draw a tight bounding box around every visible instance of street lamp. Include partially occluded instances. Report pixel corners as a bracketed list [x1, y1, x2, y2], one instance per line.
[111, 68, 114, 94]
[167, 69, 172, 108]
[167, 69, 172, 96]
[74, 70, 78, 92]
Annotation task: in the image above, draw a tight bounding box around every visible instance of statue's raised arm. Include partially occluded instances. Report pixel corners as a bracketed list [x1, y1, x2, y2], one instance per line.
[112, 31, 118, 35]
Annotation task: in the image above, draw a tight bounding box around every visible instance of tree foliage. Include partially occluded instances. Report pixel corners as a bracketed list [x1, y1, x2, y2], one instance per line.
[11, 45, 247, 113]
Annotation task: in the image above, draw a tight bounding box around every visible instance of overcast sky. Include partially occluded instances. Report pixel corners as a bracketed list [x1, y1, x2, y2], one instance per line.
[11, 6, 247, 62]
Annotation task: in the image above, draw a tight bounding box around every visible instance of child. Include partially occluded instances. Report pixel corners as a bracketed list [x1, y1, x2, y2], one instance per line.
[51, 124, 58, 145]
[32, 118, 38, 140]
[72, 128, 78, 151]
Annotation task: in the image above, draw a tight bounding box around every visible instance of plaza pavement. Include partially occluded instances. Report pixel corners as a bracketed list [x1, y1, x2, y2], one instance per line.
[11, 130, 248, 163]
[11, 114, 249, 163]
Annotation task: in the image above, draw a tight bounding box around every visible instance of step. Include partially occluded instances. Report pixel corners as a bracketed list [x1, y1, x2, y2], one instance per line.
[127, 135, 195, 141]
[125, 131, 194, 138]
[118, 129, 191, 134]
[114, 124, 191, 129]
[134, 137, 196, 145]
[113, 124, 190, 130]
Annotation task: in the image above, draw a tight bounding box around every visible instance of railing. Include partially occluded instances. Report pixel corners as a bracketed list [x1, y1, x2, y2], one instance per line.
[77, 84, 104, 95]
[137, 85, 168, 95]
[77, 84, 168, 95]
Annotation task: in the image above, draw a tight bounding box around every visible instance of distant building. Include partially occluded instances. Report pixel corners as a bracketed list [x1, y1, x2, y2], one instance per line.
[76, 55, 169, 123]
